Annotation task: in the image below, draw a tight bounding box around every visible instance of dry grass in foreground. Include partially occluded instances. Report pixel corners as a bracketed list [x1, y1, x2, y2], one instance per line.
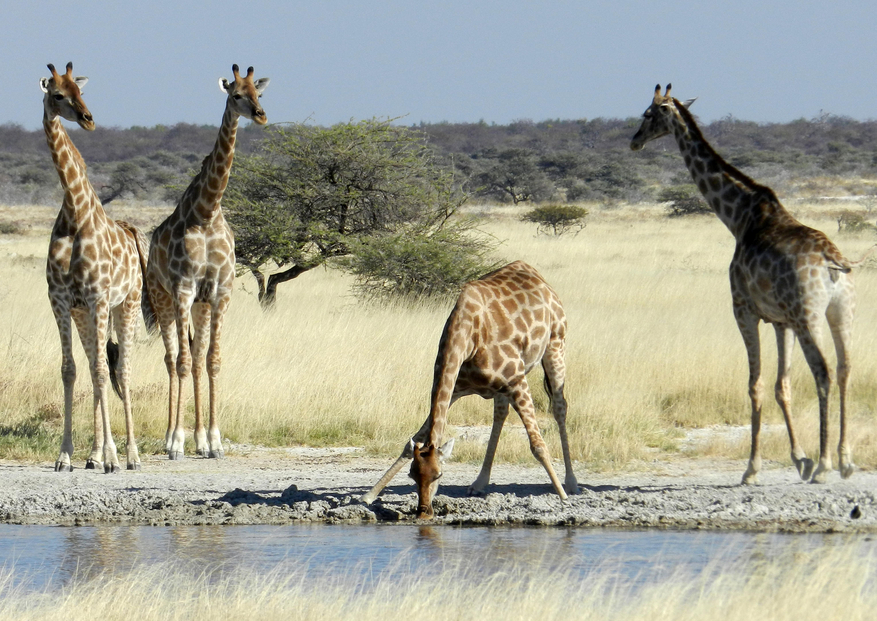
[2, 201, 877, 473]
[0, 544, 873, 621]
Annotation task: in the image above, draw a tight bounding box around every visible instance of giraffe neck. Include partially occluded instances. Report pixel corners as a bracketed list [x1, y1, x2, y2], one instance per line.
[669, 102, 792, 239]
[43, 110, 100, 226]
[180, 102, 240, 222]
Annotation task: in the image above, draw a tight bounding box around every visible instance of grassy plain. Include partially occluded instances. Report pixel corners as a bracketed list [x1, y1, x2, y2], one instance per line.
[0, 543, 874, 621]
[2, 201, 877, 473]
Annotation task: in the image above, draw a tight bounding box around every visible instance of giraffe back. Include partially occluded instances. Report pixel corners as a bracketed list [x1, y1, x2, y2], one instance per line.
[435, 261, 565, 400]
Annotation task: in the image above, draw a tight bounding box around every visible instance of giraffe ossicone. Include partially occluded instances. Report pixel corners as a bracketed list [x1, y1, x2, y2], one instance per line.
[632, 84, 874, 484]
[146, 64, 269, 461]
[42, 62, 151, 473]
[360, 261, 579, 518]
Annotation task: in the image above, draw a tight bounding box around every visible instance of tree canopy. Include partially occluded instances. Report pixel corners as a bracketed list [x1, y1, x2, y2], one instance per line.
[224, 118, 498, 306]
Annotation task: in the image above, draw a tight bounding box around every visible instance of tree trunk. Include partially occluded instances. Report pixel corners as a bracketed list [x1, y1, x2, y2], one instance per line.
[260, 264, 313, 309]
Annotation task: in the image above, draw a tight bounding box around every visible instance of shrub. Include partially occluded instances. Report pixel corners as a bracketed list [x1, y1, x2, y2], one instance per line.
[659, 185, 711, 217]
[836, 210, 876, 234]
[521, 204, 588, 236]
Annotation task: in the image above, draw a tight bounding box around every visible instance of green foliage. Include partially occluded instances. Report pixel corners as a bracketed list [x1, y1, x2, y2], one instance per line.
[345, 225, 500, 301]
[0, 221, 23, 235]
[471, 148, 554, 204]
[521, 204, 588, 236]
[225, 118, 497, 305]
[658, 185, 712, 217]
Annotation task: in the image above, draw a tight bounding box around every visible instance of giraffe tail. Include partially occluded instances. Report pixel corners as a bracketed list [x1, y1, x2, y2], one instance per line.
[828, 244, 877, 272]
[107, 338, 123, 400]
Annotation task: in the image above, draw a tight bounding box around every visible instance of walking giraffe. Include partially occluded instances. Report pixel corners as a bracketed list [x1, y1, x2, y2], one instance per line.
[42, 62, 151, 472]
[146, 65, 269, 460]
[361, 261, 579, 518]
[631, 84, 873, 484]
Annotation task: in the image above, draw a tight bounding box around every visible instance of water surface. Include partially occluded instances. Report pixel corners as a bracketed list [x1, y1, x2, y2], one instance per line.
[1, 524, 874, 593]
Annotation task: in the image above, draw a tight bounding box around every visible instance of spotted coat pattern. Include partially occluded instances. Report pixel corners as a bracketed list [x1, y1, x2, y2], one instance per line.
[361, 261, 579, 518]
[42, 63, 148, 473]
[631, 84, 870, 484]
[145, 65, 269, 460]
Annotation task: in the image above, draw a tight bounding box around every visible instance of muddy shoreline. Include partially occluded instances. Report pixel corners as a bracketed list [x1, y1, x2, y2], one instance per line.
[1, 447, 875, 533]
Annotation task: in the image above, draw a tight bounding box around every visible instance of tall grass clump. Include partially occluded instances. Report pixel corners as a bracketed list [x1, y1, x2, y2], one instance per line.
[0, 545, 874, 620]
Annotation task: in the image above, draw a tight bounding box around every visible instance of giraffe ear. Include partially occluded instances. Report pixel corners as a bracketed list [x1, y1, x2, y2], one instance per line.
[73, 76, 88, 90]
[681, 97, 697, 109]
[437, 438, 455, 462]
[253, 77, 270, 94]
[219, 77, 231, 93]
[40, 77, 50, 93]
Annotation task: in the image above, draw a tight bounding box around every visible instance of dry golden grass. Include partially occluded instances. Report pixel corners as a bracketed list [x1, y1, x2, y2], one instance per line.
[2, 200, 877, 472]
[0, 544, 874, 621]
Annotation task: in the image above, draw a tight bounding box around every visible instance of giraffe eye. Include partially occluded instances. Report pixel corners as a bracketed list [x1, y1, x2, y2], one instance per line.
[233, 94, 243, 100]
[53, 95, 64, 101]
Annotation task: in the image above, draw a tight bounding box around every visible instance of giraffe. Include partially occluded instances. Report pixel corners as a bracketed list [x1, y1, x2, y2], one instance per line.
[631, 84, 872, 484]
[360, 261, 579, 518]
[146, 65, 269, 460]
[42, 62, 151, 472]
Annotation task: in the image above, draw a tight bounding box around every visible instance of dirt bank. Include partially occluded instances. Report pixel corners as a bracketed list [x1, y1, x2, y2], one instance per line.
[1, 446, 875, 532]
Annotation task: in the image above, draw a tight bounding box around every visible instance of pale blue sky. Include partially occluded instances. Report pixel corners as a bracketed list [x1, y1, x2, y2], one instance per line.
[5, 0, 877, 130]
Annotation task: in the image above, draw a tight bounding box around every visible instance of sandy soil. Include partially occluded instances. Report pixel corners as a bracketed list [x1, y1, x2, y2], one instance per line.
[1, 444, 876, 532]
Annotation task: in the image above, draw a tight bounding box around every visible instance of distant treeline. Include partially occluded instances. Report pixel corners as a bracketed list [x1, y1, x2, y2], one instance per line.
[4, 112, 877, 207]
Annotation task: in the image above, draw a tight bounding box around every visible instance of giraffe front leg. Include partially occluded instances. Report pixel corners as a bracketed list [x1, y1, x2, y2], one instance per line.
[205, 297, 229, 459]
[191, 303, 211, 457]
[70, 309, 108, 472]
[53, 310, 76, 472]
[469, 396, 509, 496]
[168, 297, 193, 461]
[113, 302, 141, 471]
[736, 309, 763, 485]
[92, 304, 121, 474]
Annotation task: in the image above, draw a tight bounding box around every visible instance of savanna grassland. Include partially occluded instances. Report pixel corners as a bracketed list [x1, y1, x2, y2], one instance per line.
[2, 199, 877, 475]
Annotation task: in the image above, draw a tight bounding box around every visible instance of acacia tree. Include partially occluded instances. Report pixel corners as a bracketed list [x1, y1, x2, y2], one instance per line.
[224, 118, 497, 307]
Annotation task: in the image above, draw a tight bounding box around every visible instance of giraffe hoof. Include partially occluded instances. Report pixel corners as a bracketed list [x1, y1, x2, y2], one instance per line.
[208, 449, 225, 459]
[840, 463, 856, 479]
[85, 459, 101, 470]
[795, 458, 815, 481]
[104, 464, 121, 474]
[196, 448, 209, 458]
[168, 451, 185, 461]
[127, 463, 142, 471]
[467, 486, 487, 498]
[810, 468, 830, 484]
[54, 462, 73, 473]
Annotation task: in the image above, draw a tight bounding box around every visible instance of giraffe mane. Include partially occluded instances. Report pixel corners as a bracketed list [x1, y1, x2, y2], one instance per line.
[673, 98, 779, 204]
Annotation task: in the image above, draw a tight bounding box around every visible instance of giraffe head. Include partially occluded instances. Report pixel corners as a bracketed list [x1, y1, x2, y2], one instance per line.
[408, 438, 455, 519]
[219, 64, 270, 125]
[39, 62, 94, 130]
[630, 84, 695, 151]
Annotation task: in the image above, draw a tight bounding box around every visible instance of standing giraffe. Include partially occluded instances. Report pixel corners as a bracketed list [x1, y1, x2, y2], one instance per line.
[631, 84, 872, 484]
[146, 65, 269, 460]
[360, 261, 579, 518]
[42, 62, 150, 472]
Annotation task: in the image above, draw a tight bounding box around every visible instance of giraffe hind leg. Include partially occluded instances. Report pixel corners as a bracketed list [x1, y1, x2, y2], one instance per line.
[827, 299, 855, 479]
[773, 326, 813, 481]
[542, 338, 578, 495]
